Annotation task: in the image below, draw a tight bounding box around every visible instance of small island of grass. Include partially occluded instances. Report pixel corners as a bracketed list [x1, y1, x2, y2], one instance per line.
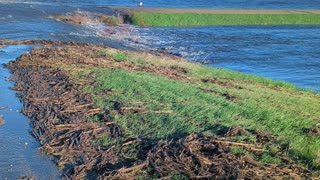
[112, 8, 320, 27]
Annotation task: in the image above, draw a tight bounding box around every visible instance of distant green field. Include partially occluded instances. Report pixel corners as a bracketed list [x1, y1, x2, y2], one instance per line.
[131, 13, 320, 27]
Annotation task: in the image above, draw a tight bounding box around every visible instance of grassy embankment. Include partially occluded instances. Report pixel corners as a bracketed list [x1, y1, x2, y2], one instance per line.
[55, 9, 320, 27]
[5, 41, 319, 177]
[129, 12, 320, 27]
[64, 48, 320, 169]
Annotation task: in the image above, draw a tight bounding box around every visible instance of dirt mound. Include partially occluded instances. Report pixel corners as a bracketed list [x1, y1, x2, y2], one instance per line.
[7, 43, 312, 179]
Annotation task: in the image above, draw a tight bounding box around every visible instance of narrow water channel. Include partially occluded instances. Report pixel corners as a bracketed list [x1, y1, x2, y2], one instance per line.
[0, 46, 60, 179]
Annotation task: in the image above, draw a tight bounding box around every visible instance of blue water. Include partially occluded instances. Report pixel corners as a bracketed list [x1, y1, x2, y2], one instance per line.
[3, 0, 320, 9]
[0, 0, 319, 178]
[0, 46, 60, 179]
[136, 26, 320, 91]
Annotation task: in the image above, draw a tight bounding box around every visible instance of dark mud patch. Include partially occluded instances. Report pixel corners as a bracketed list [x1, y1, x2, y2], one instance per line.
[201, 78, 243, 90]
[225, 126, 250, 137]
[303, 128, 320, 136]
[198, 87, 240, 103]
[7, 42, 314, 178]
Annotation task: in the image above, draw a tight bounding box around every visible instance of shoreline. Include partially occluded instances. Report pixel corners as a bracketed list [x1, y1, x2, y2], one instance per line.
[4, 40, 320, 178]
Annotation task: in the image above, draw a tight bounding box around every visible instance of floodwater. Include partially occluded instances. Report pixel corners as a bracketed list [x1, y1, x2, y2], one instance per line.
[0, 46, 60, 179]
[136, 26, 320, 91]
[0, 0, 319, 178]
[3, 0, 320, 9]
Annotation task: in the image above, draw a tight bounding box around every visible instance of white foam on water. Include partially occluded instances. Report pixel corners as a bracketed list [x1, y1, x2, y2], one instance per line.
[0, 0, 54, 6]
[0, 15, 12, 20]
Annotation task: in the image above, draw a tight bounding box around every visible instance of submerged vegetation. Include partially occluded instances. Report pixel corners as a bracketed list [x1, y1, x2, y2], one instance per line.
[131, 13, 320, 27]
[3, 40, 319, 178]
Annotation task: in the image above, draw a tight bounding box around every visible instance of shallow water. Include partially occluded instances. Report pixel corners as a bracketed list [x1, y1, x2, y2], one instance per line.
[3, 0, 320, 9]
[135, 26, 320, 91]
[0, 0, 319, 178]
[0, 46, 60, 179]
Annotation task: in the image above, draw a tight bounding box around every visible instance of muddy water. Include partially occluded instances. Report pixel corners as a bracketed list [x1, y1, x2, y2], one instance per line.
[0, 46, 60, 179]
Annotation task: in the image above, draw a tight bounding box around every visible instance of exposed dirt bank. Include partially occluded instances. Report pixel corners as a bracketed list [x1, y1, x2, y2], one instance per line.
[6, 40, 315, 179]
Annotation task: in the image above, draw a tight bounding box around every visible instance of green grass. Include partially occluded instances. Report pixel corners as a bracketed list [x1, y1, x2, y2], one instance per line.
[112, 52, 129, 62]
[260, 154, 282, 165]
[131, 13, 320, 27]
[101, 16, 120, 26]
[69, 49, 320, 169]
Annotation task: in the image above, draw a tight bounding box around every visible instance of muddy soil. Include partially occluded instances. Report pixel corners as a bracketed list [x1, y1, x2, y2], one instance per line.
[6, 41, 313, 179]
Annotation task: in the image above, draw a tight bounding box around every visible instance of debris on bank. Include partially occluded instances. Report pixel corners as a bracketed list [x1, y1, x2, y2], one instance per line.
[5, 40, 315, 178]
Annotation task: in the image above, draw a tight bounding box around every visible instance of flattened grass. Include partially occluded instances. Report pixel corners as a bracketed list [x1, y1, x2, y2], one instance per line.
[69, 48, 320, 169]
[131, 13, 320, 27]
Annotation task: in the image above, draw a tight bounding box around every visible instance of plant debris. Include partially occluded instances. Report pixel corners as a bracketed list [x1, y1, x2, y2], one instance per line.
[6, 41, 315, 179]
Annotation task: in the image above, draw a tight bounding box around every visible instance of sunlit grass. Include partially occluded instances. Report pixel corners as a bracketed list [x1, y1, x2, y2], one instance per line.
[69, 48, 320, 168]
[132, 13, 320, 27]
